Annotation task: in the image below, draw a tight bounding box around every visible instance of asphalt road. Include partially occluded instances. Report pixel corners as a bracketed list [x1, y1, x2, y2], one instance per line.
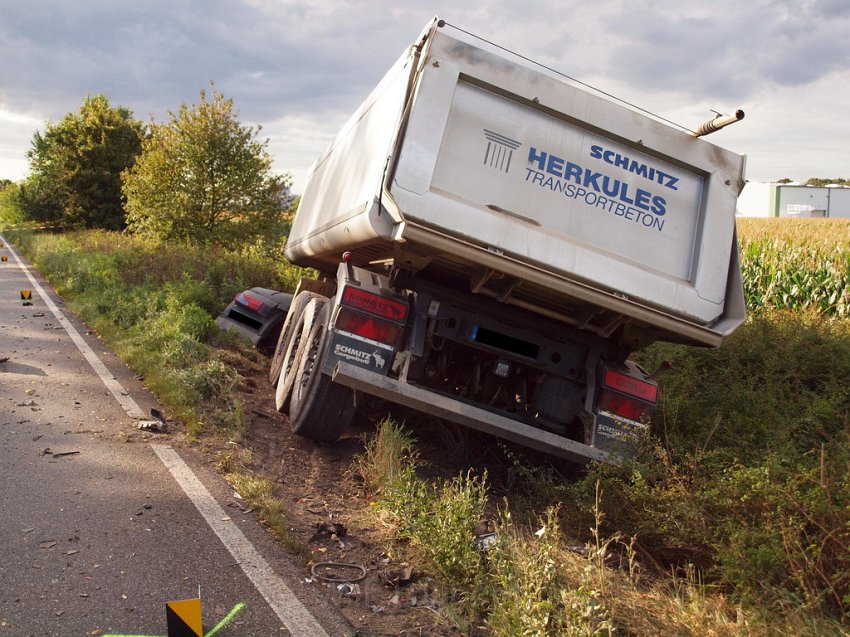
[0, 235, 352, 637]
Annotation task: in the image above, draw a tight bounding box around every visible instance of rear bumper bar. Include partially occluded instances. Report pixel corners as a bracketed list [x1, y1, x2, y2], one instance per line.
[332, 362, 612, 465]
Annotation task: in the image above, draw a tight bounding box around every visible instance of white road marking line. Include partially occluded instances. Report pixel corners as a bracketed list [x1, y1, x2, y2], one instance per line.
[0, 233, 145, 419]
[151, 444, 332, 637]
[0, 235, 332, 635]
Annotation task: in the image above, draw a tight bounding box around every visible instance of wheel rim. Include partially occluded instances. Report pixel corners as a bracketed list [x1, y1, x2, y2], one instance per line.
[277, 297, 327, 411]
[293, 318, 322, 407]
[275, 325, 304, 406]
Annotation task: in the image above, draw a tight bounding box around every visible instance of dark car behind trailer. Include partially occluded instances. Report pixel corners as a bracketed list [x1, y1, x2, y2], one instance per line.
[216, 287, 293, 352]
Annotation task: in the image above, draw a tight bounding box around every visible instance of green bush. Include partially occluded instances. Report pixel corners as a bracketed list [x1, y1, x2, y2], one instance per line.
[636, 312, 850, 461]
[7, 228, 306, 435]
[0, 181, 26, 225]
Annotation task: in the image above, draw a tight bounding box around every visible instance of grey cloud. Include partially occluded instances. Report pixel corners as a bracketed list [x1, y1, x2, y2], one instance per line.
[600, 1, 850, 101]
[0, 0, 422, 123]
[2, 0, 847, 186]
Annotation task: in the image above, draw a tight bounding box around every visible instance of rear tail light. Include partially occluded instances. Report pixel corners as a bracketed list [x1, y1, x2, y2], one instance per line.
[597, 390, 652, 422]
[335, 286, 408, 346]
[341, 287, 408, 322]
[336, 308, 402, 345]
[236, 291, 264, 313]
[596, 367, 658, 422]
[603, 368, 658, 402]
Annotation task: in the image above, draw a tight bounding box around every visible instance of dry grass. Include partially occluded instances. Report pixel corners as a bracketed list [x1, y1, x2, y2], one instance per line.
[216, 448, 310, 560]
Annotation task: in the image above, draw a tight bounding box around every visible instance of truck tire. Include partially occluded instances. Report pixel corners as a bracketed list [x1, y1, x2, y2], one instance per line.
[268, 291, 323, 386]
[289, 303, 355, 442]
[274, 295, 327, 413]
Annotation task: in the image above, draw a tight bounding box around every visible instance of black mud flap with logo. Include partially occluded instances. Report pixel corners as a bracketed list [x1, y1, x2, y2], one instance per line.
[322, 333, 394, 377]
[592, 412, 647, 457]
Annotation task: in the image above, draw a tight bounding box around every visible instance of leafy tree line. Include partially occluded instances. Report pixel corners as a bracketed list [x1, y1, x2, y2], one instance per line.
[3, 87, 292, 250]
[776, 176, 850, 186]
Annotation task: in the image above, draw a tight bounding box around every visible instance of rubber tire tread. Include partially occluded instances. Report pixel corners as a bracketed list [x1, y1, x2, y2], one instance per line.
[274, 295, 327, 413]
[289, 304, 355, 442]
[268, 291, 323, 386]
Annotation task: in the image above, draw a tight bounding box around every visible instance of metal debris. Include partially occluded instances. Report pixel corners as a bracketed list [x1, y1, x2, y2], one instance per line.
[41, 448, 81, 458]
[337, 583, 361, 597]
[137, 408, 168, 433]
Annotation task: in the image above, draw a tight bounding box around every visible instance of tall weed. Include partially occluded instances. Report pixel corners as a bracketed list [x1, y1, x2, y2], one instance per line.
[574, 311, 850, 620]
[352, 417, 419, 496]
[379, 465, 488, 595]
[488, 505, 615, 637]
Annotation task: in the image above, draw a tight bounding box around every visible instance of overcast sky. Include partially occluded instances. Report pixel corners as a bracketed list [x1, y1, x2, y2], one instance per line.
[2, 0, 848, 192]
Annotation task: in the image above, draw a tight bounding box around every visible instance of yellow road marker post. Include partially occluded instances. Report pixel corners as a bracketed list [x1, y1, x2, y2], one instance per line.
[165, 597, 203, 637]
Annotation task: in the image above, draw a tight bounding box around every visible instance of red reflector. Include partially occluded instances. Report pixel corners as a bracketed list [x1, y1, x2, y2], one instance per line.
[336, 308, 401, 345]
[236, 292, 264, 313]
[603, 369, 658, 403]
[598, 390, 651, 422]
[341, 287, 408, 322]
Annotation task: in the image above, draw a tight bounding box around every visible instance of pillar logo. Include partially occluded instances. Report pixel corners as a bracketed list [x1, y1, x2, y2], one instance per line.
[482, 129, 521, 173]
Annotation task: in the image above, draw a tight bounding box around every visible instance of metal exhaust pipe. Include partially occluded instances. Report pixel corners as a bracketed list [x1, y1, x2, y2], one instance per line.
[693, 109, 745, 137]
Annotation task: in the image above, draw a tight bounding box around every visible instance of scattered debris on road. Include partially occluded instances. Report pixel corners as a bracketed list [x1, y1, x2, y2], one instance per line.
[137, 407, 169, 432]
[40, 448, 81, 458]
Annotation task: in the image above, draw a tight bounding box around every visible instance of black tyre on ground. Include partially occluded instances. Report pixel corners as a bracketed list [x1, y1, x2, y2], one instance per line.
[268, 291, 323, 386]
[275, 295, 327, 413]
[289, 303, 355, 442]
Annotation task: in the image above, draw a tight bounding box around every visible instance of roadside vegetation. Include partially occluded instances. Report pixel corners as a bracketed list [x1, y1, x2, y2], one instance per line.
[2, 88, 849, 635]
[5, 228, 304, 434]
[5, 219, 847, 636]
[346, 221, 849, 635]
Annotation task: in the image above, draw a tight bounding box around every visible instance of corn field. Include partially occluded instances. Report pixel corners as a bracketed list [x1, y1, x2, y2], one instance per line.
[737, 218, 850, 316]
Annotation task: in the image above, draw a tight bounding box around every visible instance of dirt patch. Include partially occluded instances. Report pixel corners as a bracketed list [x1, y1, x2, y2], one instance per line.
[224, 350, 477, 636]
[208, 342, 586, 636]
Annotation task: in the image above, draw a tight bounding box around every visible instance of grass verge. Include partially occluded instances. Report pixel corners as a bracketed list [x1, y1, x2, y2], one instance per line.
[5, 227, 304, 436]
[6, 222, 849, 634]
[355, 419, 850, 636]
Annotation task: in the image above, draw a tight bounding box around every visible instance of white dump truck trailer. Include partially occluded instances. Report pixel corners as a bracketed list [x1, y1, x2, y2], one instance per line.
[268, 18, 746, 464]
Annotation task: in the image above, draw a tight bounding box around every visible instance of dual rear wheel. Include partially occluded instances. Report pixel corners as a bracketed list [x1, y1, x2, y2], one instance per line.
[271, 291, 354, 442]
[268, 291, 323, 387]
[274, 294, 326, 414]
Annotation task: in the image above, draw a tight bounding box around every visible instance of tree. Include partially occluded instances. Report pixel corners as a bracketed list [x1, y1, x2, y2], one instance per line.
[15, 175, 64, 224]
[24, 95, 143, 229]
[0, 181, 25, 225]
[122, 87, 291, 249]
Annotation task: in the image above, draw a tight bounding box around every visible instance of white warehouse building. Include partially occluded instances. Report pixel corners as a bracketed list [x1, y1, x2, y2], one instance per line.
[737, 182, 850, 218]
